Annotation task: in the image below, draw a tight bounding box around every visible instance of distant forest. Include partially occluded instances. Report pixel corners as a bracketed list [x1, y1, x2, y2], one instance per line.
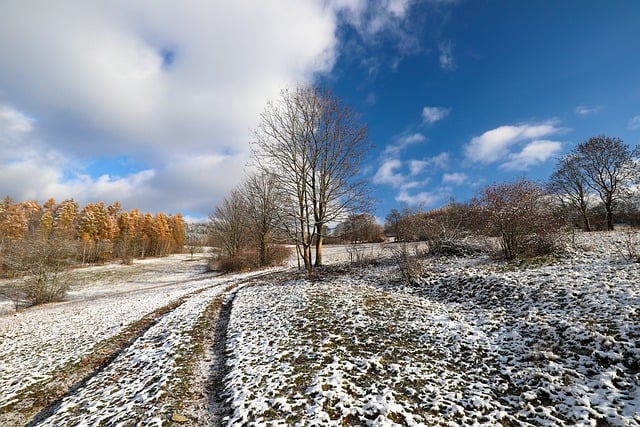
[0, 197, 185, 267]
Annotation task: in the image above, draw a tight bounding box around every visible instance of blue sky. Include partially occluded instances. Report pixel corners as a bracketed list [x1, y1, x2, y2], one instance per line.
[1, 1, 639, 222]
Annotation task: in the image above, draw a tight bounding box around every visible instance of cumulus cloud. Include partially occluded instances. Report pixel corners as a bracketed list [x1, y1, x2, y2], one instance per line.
[0, 1, 425, 216]
[629, 115, 640, 130]
[464, 121, 565, 166]
[499, 140, 562, 171]
[329, 0, 417, 47]
[396, 189, 439, 207]
[0, 105, 34, 136]
[384, 133, 426, 155]
[422, 106, 451, 124]
[373, 158, 405, 187]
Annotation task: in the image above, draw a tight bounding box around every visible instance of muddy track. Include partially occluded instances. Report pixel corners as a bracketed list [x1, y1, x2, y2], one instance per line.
[25, 269, 289, 426]
[206, 288, 236, 424]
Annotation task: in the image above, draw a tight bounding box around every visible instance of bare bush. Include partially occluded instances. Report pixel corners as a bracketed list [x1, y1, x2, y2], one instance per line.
[388, 243, 424, 285]
[209, 244, 293, 274]
[616, 230, 640, 262]
[346, 244, 379, 266]
[265, 244, 293, 266]
[3, 236, 74, 306]
[474, 179, 566, 260]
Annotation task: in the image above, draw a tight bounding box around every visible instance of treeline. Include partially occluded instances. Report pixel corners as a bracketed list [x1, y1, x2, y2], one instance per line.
[382, 135, 640, 265]
[0, 197, 185, 307]
[0, 197, 185, 267]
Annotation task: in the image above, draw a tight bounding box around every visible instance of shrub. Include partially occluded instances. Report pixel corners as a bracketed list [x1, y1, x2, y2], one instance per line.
[211, 255, 253, 274]
[209, 244, 292, 273]
[474, 179, 566, 260]
[389, 243, 423, 285]
[264, 244, 293, 266]
[2, 236, 73, 306]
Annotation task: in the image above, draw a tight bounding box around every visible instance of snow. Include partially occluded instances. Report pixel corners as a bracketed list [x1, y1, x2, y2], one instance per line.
[222, 233, 640, 426]
[0, 252, 274, 425]
[1, 233, 639, 426]
[0, 254, 218, 410]
[34, 283, 228, 426]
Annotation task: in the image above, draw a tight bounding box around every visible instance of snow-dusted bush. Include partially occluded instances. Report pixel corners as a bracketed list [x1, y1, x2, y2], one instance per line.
[389, 242, 423, 284]
[474, 179, 566, 260]
[2, 235, 73, 306]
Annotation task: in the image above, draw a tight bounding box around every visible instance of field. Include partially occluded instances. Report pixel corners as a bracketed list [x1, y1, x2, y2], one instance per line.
[0, 232, 639, 426]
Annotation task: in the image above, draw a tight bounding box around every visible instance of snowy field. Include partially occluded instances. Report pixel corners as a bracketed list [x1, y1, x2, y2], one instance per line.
[224, 233, 639, 426]
[0, 233, 639, 426]
[0, 252, 278, 425]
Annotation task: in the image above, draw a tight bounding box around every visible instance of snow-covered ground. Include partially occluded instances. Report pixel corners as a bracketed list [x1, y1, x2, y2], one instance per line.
[223, 233, 640, 426]
[0, 252, 278, 425]
[1, 233, 639, 426]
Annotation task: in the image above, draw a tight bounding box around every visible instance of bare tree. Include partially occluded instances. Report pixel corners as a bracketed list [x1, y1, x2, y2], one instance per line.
[335, 213, 384, 244]
[252, 85, 371, 272]
[574, 135, 639, 231]
[240, 171, 285, 267]
[548, 154, 593, 232]
[209, 189, 248, 259]
[384, 209, 404, 242]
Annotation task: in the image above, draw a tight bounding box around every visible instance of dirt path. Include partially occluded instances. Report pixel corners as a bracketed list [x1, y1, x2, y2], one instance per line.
[28, 283, 228, 426]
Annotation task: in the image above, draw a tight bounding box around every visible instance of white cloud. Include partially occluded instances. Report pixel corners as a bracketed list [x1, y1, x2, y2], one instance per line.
[376, 151, 448, 188]
[438, 41, 454, 70]
[430, 152, 450, 169]
[329, 0, 415, 44]
[373, 158, 405, 187]
[464, 121, 564, 165]
[629, 115, 640, 130]
[0, 105, 34, 135]
[0, 1, 358, 214]
[422, 106, 451, 124]
[384, 133, 426, 155]
[409, 160, 429, 175]
[0, 1, 455, 216]
[396, 189, 439, 207]
[499, 140, 562, 171]
[575, 105, 602, 116]
[442, 172, 467, 185]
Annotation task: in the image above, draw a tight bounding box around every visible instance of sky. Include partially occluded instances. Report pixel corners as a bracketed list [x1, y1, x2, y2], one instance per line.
[1, 1, 639, 223]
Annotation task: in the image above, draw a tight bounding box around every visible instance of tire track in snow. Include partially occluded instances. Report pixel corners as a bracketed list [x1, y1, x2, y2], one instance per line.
[27, 283, 225, 426]
[206, 287, 236, 424]
[27, 270, 288, 426]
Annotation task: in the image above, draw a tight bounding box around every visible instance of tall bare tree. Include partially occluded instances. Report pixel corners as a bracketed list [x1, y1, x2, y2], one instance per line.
[575, 135, 639, 231]
[548, 154, 593, 231]
[252, 85, 371, 272]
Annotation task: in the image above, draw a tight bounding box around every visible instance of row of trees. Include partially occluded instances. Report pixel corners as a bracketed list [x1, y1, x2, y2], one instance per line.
[383, 180, 561, 261]
[212, 84, 639, 270]
[1, 197, 186, 306]
[548, 135, 640, 232]
[1, 197, 185, 268]
[382, 135, 640, 261]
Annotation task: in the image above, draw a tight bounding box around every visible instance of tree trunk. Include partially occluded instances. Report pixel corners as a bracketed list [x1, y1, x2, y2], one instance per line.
[303, 244, 312, 274]
[314, 231, 323, 267]
[606, 206, 615, 231]
[582, 211, 592, 232]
